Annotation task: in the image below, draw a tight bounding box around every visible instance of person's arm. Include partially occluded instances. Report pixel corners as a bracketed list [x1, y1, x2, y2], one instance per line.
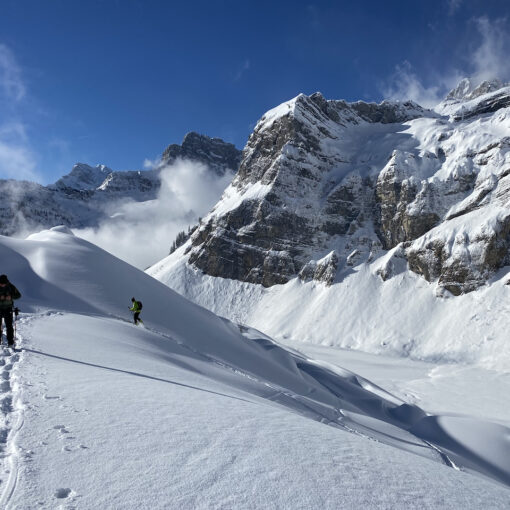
[11, 285, 21, 300]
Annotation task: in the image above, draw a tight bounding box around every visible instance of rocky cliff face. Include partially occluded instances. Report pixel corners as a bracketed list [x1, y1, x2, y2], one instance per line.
[0, 133, 241, 236]
[181, 80, 510, 294]
[162, 132, 242, 176]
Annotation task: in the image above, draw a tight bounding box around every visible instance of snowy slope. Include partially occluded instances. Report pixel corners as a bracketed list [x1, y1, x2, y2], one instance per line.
[149, 242, 510, 371]
[0, 227, 509, 507]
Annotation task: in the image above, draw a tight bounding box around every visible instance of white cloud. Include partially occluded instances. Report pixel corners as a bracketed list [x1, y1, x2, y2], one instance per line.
[0, 122, 28, 143]
[470, 17, 510, 83]
[0, 44, 25, 102]
[382, 16, 510, 107]
[0, 122, 40, 181]
[0, 44, 44, 182]
[74, 159, 234, 269]
[382, 62, 461, 108]
[143, 157, 160, 169]
[0, 139, 37, 181]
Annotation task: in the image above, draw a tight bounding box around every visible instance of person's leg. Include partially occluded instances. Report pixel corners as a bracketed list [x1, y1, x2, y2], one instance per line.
[4, 311, 13, 346]
[134, 312, 140, 325]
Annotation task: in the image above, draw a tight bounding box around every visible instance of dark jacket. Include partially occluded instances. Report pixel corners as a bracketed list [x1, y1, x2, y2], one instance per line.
[0, 283, 21, 309]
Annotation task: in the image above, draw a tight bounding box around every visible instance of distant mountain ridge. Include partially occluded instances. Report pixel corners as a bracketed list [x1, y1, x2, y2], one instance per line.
[0, 133, 241, 236]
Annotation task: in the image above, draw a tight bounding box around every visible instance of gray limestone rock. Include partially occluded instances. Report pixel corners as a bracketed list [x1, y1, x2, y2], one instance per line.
[162, 132, 242, 176]
[407, 212, 510, 295]
[452, 91, 510, 121]
[185, 87, 510, 294]
[299, 251, 339, 285]
[187, 93, 431, 286]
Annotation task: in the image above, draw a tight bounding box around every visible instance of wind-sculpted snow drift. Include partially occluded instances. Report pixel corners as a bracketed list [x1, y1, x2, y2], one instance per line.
[1, 227, 510, 492]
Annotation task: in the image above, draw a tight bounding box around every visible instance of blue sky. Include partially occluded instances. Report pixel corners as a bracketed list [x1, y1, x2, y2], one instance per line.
[1, 0, 510, 183]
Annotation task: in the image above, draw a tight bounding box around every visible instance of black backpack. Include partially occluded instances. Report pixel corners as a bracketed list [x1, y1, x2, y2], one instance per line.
[137, 300, 143, 310]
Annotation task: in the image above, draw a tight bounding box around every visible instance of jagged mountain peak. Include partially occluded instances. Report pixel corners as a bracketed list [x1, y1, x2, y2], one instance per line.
[446, 77, 477, 100]
[181, 131, 225, 146]
[256, 92, 431, 136]
[437, 77, 510, 119]
[446, 77, 506, 102]
[161, 131, 242, 176]
[53, 163, 113, 190]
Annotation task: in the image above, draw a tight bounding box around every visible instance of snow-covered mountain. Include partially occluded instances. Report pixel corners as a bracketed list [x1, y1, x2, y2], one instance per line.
[0, 133, 241, 236]
[1, 227, 509, 507]
[149, 78, 510, 367]
[52, 163, 115, 190]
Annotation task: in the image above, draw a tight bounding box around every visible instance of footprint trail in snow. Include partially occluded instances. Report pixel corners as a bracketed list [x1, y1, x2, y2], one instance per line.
[0, 342, 23, 508]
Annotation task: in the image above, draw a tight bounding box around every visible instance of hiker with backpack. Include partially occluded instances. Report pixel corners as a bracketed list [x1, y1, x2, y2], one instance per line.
[129, 297, 143, 325]
[0, 275, 21, 348]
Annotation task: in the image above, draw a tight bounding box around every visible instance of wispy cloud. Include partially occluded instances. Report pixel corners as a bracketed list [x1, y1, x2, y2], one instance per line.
[0, 44, 25, 102]
[74, 159, 235, 269]
[143, 157, 160, 169]
[447, 0, 462, 16]
[382, 61, 461, 108]
[382, 16, 510, 107]
[0, 136, 38, 181]
[0, 43, 43, 181]
[0, 122, 28, 143]
[234, 59, 250, 81]
[470, 16, 510, 83]
[0, 121, 40, 182]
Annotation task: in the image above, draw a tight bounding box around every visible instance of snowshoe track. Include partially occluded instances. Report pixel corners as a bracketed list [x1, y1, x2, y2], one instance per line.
[0, 338, 24, 508]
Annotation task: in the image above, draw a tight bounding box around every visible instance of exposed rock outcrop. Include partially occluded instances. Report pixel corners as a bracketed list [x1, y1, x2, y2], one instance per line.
[162, 132, 242, 176]
[299, 251, 339, 285]
[185, 93, 432, 286]
[407, 209, 510, 295]
[181, 81, 510, 294]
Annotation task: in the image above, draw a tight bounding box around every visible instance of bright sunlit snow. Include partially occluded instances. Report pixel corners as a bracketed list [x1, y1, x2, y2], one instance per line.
[0, 227, 508, 508]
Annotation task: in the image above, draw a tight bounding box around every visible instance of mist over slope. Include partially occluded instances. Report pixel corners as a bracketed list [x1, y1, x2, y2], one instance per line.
[0, 133, 241, 268]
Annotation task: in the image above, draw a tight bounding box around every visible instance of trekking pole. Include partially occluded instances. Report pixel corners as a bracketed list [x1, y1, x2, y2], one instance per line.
[13, 308, 19, 345]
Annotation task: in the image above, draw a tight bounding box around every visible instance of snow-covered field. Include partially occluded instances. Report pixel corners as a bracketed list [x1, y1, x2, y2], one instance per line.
[149, 245, 510, 371]
[0, 227, 509, 508]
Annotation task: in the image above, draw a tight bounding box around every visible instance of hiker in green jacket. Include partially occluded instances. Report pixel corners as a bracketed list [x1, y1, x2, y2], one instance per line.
[129, 297, 143, 325]
[0, 274, 21, 347]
